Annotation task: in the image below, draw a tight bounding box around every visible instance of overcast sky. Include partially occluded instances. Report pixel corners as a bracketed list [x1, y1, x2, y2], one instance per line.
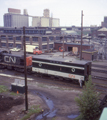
[0, 0, 107, 27]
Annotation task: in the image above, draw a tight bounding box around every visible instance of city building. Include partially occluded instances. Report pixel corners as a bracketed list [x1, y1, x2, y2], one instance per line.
[91, 27, 107, 38]
[0, 26, 94, 57]
[0, 27, 58, 51]
[54, 41, 93, 53]
[101, 16, 107, 28]
[4, 8, 29, 27]
[32, 9, 60, 27]
[82, 49, 98, 61]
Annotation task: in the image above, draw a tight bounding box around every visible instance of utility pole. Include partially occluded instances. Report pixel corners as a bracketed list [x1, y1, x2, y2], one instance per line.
[63, 33, 64, 58]
[80, 10, 83, 60]
[23, 26, 28, 111]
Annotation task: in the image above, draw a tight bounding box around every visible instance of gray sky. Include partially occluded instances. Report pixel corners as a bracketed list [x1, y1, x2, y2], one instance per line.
[0, 0, 107, 27]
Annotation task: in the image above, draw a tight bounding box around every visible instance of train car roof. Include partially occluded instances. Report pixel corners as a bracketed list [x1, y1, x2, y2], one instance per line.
[1, 52, 31, 58]
[32, 54, 91, 65]
[4, 50, 91, 65]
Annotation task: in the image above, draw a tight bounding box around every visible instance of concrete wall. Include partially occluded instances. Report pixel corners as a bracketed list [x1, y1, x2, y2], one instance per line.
[52, 18, 60, 27]
[41, 17, 49, 27]
[32, 17, 41, 27]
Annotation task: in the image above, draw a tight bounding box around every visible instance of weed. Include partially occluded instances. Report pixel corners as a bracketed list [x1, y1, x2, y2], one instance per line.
[0, 85, 8, 93]
[21, 105, 41, 120]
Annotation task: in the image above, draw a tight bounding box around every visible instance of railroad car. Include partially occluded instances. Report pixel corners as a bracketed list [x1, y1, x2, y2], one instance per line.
[32, 56, 91, 86]
[0, 50, 32, 72]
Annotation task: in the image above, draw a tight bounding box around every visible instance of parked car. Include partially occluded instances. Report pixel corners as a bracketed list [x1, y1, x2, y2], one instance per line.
[10, 48, 21, 52]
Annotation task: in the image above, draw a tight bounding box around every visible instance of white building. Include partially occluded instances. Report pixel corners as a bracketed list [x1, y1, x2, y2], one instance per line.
[32, 9, 60, 27]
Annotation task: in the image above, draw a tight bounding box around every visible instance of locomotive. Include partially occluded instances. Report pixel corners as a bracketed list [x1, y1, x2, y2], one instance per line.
[0, 50, 32, 72]
[32, 55, 91, 86]
[0, 50, 91, 86]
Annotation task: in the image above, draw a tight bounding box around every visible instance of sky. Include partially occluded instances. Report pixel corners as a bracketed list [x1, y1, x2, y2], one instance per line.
[0, 0, 107, 27]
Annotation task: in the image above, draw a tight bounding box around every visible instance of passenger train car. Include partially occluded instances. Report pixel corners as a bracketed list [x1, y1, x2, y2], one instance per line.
[32, 56, 91, 85]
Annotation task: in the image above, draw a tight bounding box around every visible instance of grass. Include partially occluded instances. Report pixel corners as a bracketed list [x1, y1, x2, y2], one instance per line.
[21, 105, 41, 120]
[0, 85, 8, 93]
[10, 91, 20, 96]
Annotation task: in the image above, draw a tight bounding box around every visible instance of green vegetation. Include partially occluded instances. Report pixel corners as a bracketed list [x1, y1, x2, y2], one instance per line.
[75, 76, 101, 120]
[21, 105, 41, 120]
[52, 117, 56, 120]
[10, 91, 20, 96]
[0, 85, 8, 93]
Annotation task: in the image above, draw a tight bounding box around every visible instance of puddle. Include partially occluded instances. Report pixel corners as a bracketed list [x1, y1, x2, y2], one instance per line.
[31, 90, 79, 120]
[32, 91, 57, 120]
[67, 114, 79, 119]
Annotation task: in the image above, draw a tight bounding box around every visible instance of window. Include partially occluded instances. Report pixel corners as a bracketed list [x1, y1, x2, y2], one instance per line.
[32, 37, 38, 42]
[42, 45, 47, 49]
[16, 36, 21, 41]
[16, 44, 21, 48]
[49, 44, 53, 48]
[56, 36, 60, 40]
[1, 35, 6, 40]
[49, 36, 54, 41]
[25, 30, 29, 34]
[8, 43, 13, 47]
[42, 37, 47, 42]
[25, 37, 29, 41]
[8, 36, 13, 40]
[1, 43, 6, 47]
[17, 30, 21, 34]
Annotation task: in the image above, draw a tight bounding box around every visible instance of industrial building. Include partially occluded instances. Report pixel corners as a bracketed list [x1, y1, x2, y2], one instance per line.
[54, 41, 93, 54]
[3, 8, 59, 28]
[4, 8, 29, 28]
[101, 16, 107, 28]
[32, 9, 60, 27]
[0, 26, 97, 61]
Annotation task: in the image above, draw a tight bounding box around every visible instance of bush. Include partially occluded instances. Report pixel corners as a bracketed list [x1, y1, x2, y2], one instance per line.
[75, 76, 101, 120]
[0, 85, 8, 93]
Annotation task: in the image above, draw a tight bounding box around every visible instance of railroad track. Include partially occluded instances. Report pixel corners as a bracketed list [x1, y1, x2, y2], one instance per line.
[92, 69, 107, 73]
[31, 73, 81, 89]
[94, 84, 107, 94]
[92, 64, 107, 68]
[92, 75, 107, 81]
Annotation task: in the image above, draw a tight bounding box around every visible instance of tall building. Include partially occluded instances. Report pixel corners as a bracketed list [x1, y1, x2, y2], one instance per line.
[32, 9, 60, 27]
[101, 16, 107, 28]
[43, 9, 50, 17]
[4, 8, 29, 27]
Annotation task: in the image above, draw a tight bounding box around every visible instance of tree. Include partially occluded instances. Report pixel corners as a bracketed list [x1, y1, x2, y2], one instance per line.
[75, 76, 101, 120]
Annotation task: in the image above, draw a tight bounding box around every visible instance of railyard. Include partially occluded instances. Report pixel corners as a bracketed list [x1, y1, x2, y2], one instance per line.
[0, 50, 107, 120]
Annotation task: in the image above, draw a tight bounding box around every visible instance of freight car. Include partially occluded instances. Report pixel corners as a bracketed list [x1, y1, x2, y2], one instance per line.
[0, 50, 32, 72]
[32, 56, 91, 86]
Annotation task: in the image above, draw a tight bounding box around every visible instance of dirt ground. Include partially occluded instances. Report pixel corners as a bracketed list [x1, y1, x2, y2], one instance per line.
[0, 71, 81, 120]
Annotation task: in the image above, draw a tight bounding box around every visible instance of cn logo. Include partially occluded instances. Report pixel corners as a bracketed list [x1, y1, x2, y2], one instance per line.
[69, 74, 75, 79]
[4, 56, 16, 63]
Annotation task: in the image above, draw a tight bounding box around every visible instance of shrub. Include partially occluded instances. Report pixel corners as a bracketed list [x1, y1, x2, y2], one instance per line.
[75, 76, 101, 120]
[0, 85, 8, 93]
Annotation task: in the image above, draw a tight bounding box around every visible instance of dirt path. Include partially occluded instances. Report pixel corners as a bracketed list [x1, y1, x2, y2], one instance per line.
[0, 70, 81, 120]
